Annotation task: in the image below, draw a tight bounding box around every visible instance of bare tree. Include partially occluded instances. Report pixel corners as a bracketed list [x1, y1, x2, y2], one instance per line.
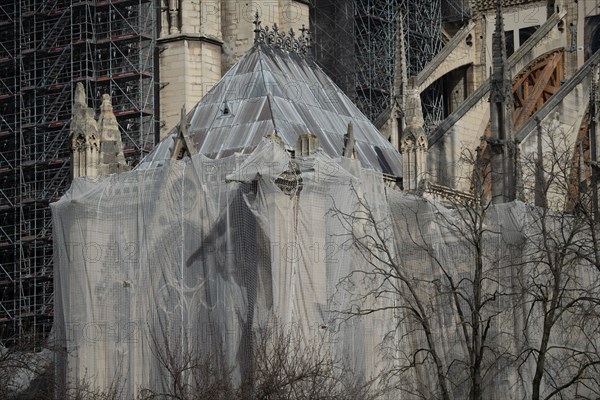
[516, 122, 600, 400]
[328, 150, 524, 400]
[138, 317, 236, 400]
[329, 190, 451, 399]
[247, 321, 376, 400]
[140, 318, 378, 400]
[0, 333, 57, 400]
[327, 120, 600, 400]
[0, 333, 126, 400]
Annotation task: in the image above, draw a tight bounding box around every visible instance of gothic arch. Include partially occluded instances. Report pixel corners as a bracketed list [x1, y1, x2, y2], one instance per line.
[416, 135, 427, 150]
[402, 134, 416, 150]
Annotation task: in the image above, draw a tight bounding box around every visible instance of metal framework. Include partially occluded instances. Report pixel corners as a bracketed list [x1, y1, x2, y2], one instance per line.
[310, 0, 398, 123]
[315, 3, 352, 105]
[0, 0, 156, 345]
[353, 0, 399, 122]
[442, 0, 473, 24]
[400, 0, 444, 128]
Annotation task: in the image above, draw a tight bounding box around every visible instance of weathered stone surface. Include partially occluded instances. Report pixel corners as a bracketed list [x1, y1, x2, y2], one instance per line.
[71, 83, 99, 178]
[71, 86, 128, 177]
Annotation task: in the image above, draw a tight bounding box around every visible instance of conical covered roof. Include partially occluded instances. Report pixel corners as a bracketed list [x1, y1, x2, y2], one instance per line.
[155, 39, 402, 176]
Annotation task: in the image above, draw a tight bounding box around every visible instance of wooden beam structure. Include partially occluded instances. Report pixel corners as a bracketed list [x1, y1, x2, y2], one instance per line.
[512, 49, 564, 130]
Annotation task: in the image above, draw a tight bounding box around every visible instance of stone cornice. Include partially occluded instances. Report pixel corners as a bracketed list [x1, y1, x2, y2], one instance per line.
[157, 33, 223, 47]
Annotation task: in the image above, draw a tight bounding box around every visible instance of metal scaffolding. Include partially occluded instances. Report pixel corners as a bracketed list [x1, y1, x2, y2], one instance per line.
[310, 1, 452, 128]
[0, 0, 156, 345]
[400, 0, 444, 128]
[311, 0, 400, 123]
[442, 0, 472, 25]
[353, 0, 400, 122]
[310, 0, 356, 114]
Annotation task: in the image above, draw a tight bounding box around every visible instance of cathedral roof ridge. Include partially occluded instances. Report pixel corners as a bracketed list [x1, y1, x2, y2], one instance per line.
[139, 16, 402, 177]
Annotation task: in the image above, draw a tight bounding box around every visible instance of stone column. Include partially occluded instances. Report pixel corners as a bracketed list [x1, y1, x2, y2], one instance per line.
[158, 0, 223, 136]
[401, 78, 427, 191]
[168, 0, 180, 34]
[70, 83, 99, 178]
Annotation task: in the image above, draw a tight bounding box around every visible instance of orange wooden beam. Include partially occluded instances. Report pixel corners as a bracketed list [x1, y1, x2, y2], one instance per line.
[513, 51, 562, 130]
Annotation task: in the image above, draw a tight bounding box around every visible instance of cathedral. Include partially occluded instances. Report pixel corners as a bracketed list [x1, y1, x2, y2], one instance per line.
[50, 1, 600, 399]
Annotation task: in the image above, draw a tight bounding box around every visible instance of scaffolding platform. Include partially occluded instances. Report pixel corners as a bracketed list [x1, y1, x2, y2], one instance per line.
[0, 0, 157, 345]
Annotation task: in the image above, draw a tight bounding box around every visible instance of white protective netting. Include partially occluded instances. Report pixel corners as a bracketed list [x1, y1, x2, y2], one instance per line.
[52, 139, 395, 397]
[52, 138, 600, 399]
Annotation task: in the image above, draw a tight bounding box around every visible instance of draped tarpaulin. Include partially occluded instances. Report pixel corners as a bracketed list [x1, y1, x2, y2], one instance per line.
[51, 38, 600, 399]
[51, 140, 397, 397]
[51, 141, 600, 398]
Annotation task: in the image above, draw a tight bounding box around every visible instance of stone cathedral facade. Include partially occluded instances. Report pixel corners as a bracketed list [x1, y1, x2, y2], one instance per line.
[57, 2, 600, 398]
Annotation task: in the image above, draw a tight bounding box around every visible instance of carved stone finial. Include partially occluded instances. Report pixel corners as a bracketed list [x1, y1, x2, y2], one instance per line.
[97, 93, 128, 174]
[72, 83, 95, 122]
[74, 82, 87, 109]
[253, 10, 262, 42]
[71, 88, 129, 177]
[71, 83, 99, 178]
[300, 24, 308, 37]
[490, 0, 509, 104]
[265, 130, 284, 147]
[98, 94, 120, 141]
[100, 94, 115, 117]
[71, 83, 97, 134]
[343, 122, 356, 158]
[404, 79, 425, 133]
[253, 12, 311, 55]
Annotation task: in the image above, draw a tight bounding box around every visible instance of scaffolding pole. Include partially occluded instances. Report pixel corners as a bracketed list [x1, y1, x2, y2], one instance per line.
[353, 0, 400, 122]
[0, 0, 156, 345]
[310, 1, 451, 128]
[400, 0, 445, 129]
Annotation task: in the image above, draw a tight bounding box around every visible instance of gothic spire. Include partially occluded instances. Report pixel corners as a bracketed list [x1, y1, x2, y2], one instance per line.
[490, 0, 509, 105]
[487, 0, 516, 203]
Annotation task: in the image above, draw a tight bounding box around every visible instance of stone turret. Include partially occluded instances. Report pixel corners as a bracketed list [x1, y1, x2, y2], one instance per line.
[97, 94, 128, 175]
[70, 84, 129, 178]
[401, 78, 428, 191]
